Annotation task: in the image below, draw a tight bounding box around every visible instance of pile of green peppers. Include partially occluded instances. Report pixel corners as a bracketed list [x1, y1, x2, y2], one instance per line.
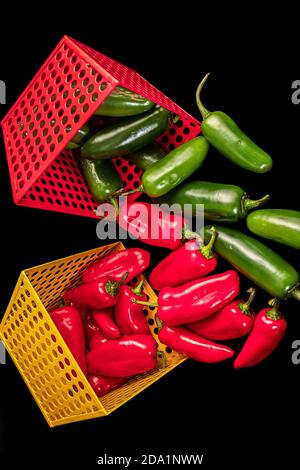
[67, 78, 300, 303]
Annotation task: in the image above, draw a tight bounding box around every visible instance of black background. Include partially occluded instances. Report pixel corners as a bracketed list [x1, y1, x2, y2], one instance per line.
[0, 18, 299, 468]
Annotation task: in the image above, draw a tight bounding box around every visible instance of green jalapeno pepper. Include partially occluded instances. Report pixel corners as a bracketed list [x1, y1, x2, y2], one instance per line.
[81, 106, 170, 160]
[126, 143, 166, 171]
[196, 74, 273, 173]
[247, 209, 300, 249]
[139, 137, 209, 198]
[81, 158, 122, 210]
[95, 86, 155, 117]
[66, 141, 80, 150]
[204, 225, 300, 300]
[156, 181, 270, 222]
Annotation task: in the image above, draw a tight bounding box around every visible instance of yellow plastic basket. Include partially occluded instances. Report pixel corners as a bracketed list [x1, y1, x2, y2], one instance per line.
[0, 242, 186, 427]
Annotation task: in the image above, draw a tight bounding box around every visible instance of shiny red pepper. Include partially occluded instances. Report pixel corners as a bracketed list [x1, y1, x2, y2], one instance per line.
[135, 270, 239, 325]
[51, 306, 87, 375]
[188, 288, 256, 340]
[149, 228, 217, 290]
[118, 201, 187, 250]
[234, 299, 287, 369]
[83, 311, 107, 350]
[64, 273, 127, 309]
[87, 335, 158, 377]
[89, 332, 108, 350]
[89, 374, 127, 397]
[93, 308, 120, 339]
[158, 324, 234, 363]
[83, 248, 150, 284]
[115, 280, 150, 335]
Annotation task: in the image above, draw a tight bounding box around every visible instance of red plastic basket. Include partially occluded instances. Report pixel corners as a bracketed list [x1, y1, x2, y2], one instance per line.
[2, 35, 201, 218]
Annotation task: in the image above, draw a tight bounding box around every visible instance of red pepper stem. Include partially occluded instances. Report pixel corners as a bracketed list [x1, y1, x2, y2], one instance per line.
[238, 287, 257, 315]
[195, 73, 211, 119]
[132, 299, 158, 308]
[200, 226, 217, 259]
[105, 271, 129, 297]
[155, 315, 163, 332]
[243, 194, 271, 211]
[130, 279, 144, 296]
[156, 350, 166, 369]
[267, 298, 282, 320]
[182, 226, 202, 241]
[121, 186, 143, 196]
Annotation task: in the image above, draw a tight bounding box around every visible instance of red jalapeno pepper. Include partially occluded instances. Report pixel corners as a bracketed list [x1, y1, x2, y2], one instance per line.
[188, 288, 256, 340]
[83, 311, 107, 350]
[149, 228, 217, 290]
[234, 299, 287, 369]
[135, 270, 240, 325]
[51, 306, 87, 375]
[92, 308, 120, 339]
[83, 248, 150, 284]
[87, 334, 158, 377]
[88, 374, 127, 397]
[115, 279, 150, 335]
[64, 273, 128, 309]
[89, 332, 108, 350]
[118, 201, 188, 250]
[158, 323, 234, 363]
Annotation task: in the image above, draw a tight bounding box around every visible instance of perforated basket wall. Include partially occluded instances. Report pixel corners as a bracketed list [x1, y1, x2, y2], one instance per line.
[1, 35, 201, 218]
[0, 242, 186, 427]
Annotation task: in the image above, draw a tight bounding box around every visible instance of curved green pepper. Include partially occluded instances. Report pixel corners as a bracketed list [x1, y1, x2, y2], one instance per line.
[126, 143, 166, 171]
[204, 225, 300, 300]
[247, 209, 300, 249]
[196, 74, 273, 173]
[140, 137, 209, 198]
[81, 159, 122, 207]
[157, 181, 270, 222]
[81, 107, 170, 160]
[66, 141, 80, 150]
[95, 86, 155, 117]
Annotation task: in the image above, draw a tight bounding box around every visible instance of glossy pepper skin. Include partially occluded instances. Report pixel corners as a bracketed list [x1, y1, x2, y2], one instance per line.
[115, 280, 150, 335]
[51, 306, 87, 375]
[83, 248, 150, 284]
[149, 229, 217, 290]
[247, 209, 300, 250]
[126, 143, 166, 171]
[95, 86, 155, 117]
[188, 288, 256, 340]
[89, 374, 126, 397]
[234, 300, 287, 368]
[196, 74, 273, 173]
[141, 137, 209, 198]
[87, 335, 157, 377]
[118, 201, 187, 250]
[81, 106, 170, 160]
[204, 225, 300, 300]
[158, 325, 234, 363]
[157, 180, 270, 223]
[64, 275, 126, 309]
[156, 270, 240, 325]
[81, 159, 122, 203]
[92, 308, 120, 339]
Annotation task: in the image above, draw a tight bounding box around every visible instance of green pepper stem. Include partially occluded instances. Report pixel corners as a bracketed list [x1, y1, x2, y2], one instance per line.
[266, 298, 282, 320]
[132, 299, 158, 308]
[200, 226, 217, 259]
[156, 350, 166, 369]
[243, 194, 271, 212]
[290, 287, 300, 301]
[121, 185, 143, 196]
[155, 315, 163, 332]
[108, 197, 119, 218]
[131, 279, 144, 296]
[238, 287, 256, 315]
[195, 73, 211, 119]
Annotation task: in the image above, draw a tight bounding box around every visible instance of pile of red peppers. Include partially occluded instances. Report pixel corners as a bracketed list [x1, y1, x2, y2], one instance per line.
[50, 237, 287, 398]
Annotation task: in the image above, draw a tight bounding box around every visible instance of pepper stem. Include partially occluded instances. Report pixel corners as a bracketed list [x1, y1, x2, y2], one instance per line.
[243, 194, 271, 212]
[238, 287, 256, 315]
[132, 299, 159, 308]
[200, 226, 217, 259]
[182, 225, 202, 241]
[108, 197, 119, 218]
[156, 350, 166, 369]
[131, 279, 144, 296]
[121, 185, 143, 196]
[105, 271, 129, 297]
[290, 285, 300, 301]
[155, 315, 163, 332]
[195, 73, 211, 119]
[267, 298, 282, 320]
